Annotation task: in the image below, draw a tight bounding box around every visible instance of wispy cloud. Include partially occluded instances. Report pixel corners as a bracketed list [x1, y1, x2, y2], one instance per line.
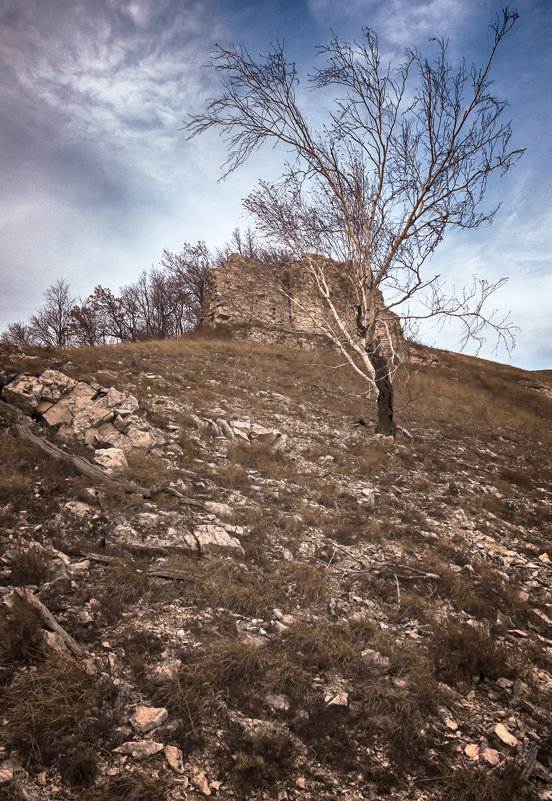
[0, 0, 219, 191]
[307, 0, 476, 49]
[1, 0, 550, 369]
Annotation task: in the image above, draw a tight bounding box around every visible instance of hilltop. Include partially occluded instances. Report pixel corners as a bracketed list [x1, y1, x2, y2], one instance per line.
[0, 335, 551, 801]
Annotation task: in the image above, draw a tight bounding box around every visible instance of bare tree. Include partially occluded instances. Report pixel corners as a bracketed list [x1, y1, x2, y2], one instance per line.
[68, 296, 111, 347]
[0, 321, 36, 347]
[77, 285, 139, 344]
[29, 278, 75, 348]
[215, 227, 293, 269]
[186, 10, 523, 435]
[161, 241, 213, 328]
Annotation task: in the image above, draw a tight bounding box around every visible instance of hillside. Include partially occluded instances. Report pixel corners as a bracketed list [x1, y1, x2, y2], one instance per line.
[0, 335, 551, 801]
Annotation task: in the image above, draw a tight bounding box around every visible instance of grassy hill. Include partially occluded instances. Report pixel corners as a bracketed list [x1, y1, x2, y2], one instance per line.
[0, 335, 551, 800]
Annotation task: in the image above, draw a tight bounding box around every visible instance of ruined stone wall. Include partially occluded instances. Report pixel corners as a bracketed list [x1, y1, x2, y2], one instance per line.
[202, 254, 292, 330]
[201, 253, 404, 354]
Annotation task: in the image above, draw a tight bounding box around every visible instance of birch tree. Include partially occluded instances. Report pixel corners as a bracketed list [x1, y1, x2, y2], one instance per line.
[186, 10, 523, 435]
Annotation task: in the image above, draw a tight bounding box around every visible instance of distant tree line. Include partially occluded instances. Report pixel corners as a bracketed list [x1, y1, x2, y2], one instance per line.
[1, 230, 291, 349]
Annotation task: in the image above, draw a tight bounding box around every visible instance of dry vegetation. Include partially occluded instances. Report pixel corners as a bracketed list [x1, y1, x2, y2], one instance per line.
[0, 333, 551, 800]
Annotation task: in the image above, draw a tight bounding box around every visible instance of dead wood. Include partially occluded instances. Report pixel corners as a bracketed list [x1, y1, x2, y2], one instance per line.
[13, 587, 88, 661]
[83, 551, 196, 582]
[378, 563, 440, 580]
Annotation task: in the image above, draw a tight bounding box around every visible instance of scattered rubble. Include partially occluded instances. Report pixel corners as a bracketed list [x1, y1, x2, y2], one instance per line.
[1, 340, 551, 801]
[130, 706, 168, 733]
[114, 741, 165, 759]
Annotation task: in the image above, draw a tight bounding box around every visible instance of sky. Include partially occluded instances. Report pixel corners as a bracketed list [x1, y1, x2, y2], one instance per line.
[0, 0, 550, 369]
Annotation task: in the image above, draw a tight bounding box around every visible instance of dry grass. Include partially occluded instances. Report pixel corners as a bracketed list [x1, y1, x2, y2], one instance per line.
[0, 433, 38, 505]
[431, 619, 517, 688]
[100, 555, 151, 603]
[0, 592, 45, 671]
[402, 352, 552, 441]
[2, 332, 551, 798]
[226, 441, 290, 479]
[83, 775, 167, 801]
[7, 545, 51, 586]
[231, 727, 295, 789]
[440, 763, 534, 801]
[122, 451, 178, 488]
[162, 554, 284, 616]
[2, 656, 98, 767]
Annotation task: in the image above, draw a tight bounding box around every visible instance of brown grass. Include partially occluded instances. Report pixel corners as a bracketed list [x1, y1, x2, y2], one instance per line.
[3, 656, 98, 767]
[440, 763, 534, 801]
[431, 619, 517, 688]
[2, 333, 551, 797]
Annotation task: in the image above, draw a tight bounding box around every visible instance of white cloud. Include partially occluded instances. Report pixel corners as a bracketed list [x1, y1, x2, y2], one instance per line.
[307, 0, 477, 49]
[1, 0, 550, 369]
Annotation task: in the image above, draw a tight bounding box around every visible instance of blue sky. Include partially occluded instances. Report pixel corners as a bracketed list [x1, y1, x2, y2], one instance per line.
[0, 0, 550, 369]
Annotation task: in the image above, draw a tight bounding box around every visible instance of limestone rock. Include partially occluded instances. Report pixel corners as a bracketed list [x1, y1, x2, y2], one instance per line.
[164, 745, 186, 774]
[482, 748, 500, 766]
[361, 487, 376, 506]
[265, 693, 290, 712]
[62, 501, 95, 519]
[360, 648, 390, 671]
[249, 423, 282, 446]
[94, 447, 128, 474]
[153, 661, 180, 683]
[2, 369, 163, 455]
[494, 723, 518, 747]
[193, 771, 211, 796]
[187, 524, 245, 555]
[3, 370, 77, 414]
[2, 374, 45, 414]
[130, 705, 168, 733]
[324, 689, 349, 707]
[204, 501, 234, 520]
[114, 741, 164, 759]
[0, 768, 14, 785]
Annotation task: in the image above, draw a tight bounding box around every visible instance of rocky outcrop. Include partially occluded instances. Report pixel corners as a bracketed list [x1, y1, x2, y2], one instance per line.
[188, 411, 287, 449]
[1, 369, 164, 471]
[201, 253, 404, 356]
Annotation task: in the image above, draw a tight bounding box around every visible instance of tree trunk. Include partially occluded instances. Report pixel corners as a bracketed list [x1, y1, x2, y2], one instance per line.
[366, 339, 396, 437]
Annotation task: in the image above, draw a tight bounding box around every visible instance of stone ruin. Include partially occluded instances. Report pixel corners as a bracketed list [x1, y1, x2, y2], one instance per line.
[200, 253, 404, 354]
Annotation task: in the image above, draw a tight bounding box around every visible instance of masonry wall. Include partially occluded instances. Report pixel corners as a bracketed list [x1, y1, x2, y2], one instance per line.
[201, 253, 404, 354]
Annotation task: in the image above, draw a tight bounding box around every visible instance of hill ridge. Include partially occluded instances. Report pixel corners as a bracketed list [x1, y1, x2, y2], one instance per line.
[0, 336, 551, 800]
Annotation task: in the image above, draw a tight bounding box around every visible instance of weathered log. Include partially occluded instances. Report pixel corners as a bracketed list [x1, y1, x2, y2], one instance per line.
[147, 565, 196, 581]
[82, 550, 196, 582]
[13, 587, 87, 661]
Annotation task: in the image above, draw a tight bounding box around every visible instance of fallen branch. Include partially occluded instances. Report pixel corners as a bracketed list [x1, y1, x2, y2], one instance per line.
[82, 551, 197, 582]
[148, 565, 197, 581]
[13, 587, 88, 661]
[521, 745, 538, 781]
[394, 573, 401, 606]
[325, 538, 369, 568]
[378, 562, 440, 580]
[396, 425, 413, 441]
